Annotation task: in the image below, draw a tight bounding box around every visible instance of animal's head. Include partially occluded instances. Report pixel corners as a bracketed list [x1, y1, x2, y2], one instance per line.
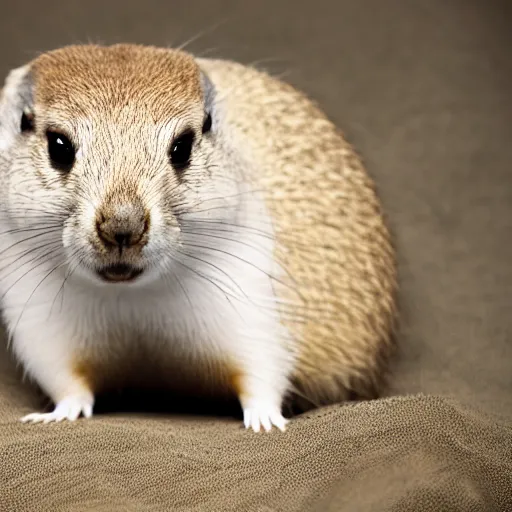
[0, 44, 237, 287]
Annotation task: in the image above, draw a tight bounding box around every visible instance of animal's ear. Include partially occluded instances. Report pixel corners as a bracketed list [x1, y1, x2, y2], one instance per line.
[200, 69, 216, 115]
[0, 65, 34, 153]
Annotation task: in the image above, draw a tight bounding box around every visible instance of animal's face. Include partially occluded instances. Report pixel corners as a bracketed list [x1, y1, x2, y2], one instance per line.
[0, 45, 237, 287]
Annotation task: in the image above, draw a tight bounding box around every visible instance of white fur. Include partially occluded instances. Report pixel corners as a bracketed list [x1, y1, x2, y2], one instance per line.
[21, 394, 94, 423]
[0, 65, 30, 152]
[0, 63, 295, 432]
[1, 190, 293, 431]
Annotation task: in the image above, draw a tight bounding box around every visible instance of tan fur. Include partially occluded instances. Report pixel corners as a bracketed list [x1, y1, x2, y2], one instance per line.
[32, 44, 202, 119]
[200, 60, 398, 408]
[30, 44, 205, 211]
[15, 44, 397, 413]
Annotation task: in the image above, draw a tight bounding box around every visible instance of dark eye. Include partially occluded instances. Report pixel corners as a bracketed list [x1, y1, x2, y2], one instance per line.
[46, 130, 76, 173]
[169, 130, 194, 171]
[202, 113, 212, 134]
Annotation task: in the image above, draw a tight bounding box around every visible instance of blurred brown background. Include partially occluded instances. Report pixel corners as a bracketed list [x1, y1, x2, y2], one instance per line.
[1, 0, 511, 415]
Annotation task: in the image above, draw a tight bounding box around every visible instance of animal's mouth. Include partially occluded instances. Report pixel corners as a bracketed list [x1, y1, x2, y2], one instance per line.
[97, 264, 143, 283]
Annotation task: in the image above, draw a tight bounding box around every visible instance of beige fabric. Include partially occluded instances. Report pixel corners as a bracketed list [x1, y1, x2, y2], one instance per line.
[1, 0, 512, 510]
[1, 375, 511, 511]
[1, 343, 512, 511]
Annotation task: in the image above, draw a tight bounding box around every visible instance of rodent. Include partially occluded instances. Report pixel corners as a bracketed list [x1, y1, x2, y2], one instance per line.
[0, 44, 397, 432]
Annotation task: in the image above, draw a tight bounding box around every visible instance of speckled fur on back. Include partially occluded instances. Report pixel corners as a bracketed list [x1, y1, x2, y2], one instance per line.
[200, 60, 398, 408]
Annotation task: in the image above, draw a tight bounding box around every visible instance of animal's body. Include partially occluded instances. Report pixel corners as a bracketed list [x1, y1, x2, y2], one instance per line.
[0, 44, 397, 431]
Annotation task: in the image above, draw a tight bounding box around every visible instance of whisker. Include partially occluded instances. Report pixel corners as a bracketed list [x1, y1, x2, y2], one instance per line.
[182, 230, 274, 258]
[0, 230, 63, 259]
[180, 219, 275, 240]
[0, 225, 62, 237]
[167, 256, 245, 324]
[11, 260, 67, 338]
[180, 241, 295, 293]
[49, 252, 82, 318]
[1, 246, 63, 301]
[0, 239, 62, 276]
[175, 19, 229, 52]
[175, 249, 249, 301]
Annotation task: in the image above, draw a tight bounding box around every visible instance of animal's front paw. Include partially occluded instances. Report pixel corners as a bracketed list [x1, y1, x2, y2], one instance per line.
[243, 402, 288, 433]
[20, 394, 94, 424]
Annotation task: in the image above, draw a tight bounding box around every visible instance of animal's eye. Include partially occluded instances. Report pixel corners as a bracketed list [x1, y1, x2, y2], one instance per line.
[169, 130, 194, 171]
[46, 130, 76, 173]
[202, 113, 212, 134]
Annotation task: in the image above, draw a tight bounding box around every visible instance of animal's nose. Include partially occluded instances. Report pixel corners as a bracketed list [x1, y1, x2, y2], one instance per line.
[112, 231, 139, 248]
[96, 204, 148, 249]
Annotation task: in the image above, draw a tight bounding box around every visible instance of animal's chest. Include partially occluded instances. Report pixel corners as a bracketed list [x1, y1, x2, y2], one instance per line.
[72, 300, 238, 399]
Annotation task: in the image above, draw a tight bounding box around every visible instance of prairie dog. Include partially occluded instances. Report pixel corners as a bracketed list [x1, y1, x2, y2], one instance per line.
[0, 44, 397, 432]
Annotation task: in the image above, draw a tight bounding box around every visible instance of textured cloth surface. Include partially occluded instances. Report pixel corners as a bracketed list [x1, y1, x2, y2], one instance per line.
[1, 0, 512, 510]
[1, 393, 511, 512]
